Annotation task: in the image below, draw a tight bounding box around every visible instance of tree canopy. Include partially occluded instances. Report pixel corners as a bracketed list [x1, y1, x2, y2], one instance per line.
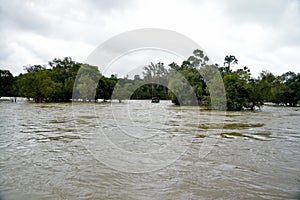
[0, 52, 299, 110]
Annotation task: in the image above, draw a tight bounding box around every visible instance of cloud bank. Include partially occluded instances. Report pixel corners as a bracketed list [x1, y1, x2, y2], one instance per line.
[0, 0, 299, 76]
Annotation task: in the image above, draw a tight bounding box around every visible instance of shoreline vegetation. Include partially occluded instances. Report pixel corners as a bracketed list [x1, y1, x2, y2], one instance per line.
[1, 50, 299, 111]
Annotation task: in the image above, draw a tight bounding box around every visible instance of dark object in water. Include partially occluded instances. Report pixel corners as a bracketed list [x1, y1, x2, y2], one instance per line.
[151, 97, 159, 103]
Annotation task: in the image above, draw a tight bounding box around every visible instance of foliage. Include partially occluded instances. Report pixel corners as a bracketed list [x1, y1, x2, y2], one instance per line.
[74, 64, 101, 101]
[168, 50, 208, 106]
[17, 70, 62, 102]
[279, 72, 300, 106]
[96, 76, 118, 101]
[0, 70, 15, 98]
[15, 58, 100, 102]
[1, 52, 299, 111]
[112, 83, 135, 102]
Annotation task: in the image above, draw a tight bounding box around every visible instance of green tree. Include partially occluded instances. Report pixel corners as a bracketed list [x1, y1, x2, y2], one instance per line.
[167, 71, 197, 105]
[280, 72, 300, 106]
[112, 83, 134, 102]
[131, 83, 152, 99]
[223, 72, 248, 110]
[17, 70, 61, 102]
[74, 64, 101, 102]
[0, 69, 14, 98]
[220, 57, 256, 110]
[248, 78, 264, 110]
[24, 64, 46, 73]
[200, 65, 226, 110]
[257, 71, 277, 102]
[143, 62, 168, 97]
[96, 76, 118, 101]
[49, 57, 80, 101]
[167, 50, 208, 106]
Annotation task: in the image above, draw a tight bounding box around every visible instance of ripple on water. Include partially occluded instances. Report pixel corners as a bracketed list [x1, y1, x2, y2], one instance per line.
[1, 101, 299, 199]
[27, 135, 80, 143]
[220, 131, 271, 141]
[198, 123, 264, 130]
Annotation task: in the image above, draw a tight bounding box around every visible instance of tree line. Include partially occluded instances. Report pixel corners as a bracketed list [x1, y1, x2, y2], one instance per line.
[0, 50, 299, 110]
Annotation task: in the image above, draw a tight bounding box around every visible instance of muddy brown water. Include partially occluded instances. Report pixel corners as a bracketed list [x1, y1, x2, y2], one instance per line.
[0, 100, 299, 199]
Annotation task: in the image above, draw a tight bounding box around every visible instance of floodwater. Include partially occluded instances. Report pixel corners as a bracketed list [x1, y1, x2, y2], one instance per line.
[0, 100, 299, 199]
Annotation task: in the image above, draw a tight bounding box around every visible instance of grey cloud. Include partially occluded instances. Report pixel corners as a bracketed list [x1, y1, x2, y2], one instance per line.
[0, 41, 11, 60]
[0, 0, 136, 45]
[0, 30, 11, 60]
[221, 0, 293, 25]
[0, 0, 49, 32]
[86, 0, 135, 12]
[0, 0, 299, 76]
[218, 0, 300, 48]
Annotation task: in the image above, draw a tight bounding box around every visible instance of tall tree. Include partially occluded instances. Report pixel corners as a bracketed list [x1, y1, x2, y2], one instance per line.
[74, 64, 101, 102]
[143, 62, 168, 97]
[0, 69, 14, 98]
[17, 70, 62, 102]
[24, 65, 46, 73]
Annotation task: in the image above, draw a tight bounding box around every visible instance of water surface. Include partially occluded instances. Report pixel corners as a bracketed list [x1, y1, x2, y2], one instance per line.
[0, 100, 299, 199]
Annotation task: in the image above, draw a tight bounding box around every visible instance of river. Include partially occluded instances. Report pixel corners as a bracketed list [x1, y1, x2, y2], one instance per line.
[0, 100, 299, 199]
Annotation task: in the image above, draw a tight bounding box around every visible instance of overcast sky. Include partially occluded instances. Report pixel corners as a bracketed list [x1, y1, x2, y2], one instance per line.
[0, 0, 299, 77]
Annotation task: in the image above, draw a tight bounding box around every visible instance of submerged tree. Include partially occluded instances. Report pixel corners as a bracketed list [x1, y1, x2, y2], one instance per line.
[167, 49, 211, 106]
[279, 72, 300, 106]
[215, 55, 266, 110]
[0, 69, 15, 98]
[17, 70, 62, 102]
[2, 53, 298, 109]
[112, 83, 135, 102]
[50, 57, 81, 101]
[143, 62, 168, 98]
[73, 64, 101, 102]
